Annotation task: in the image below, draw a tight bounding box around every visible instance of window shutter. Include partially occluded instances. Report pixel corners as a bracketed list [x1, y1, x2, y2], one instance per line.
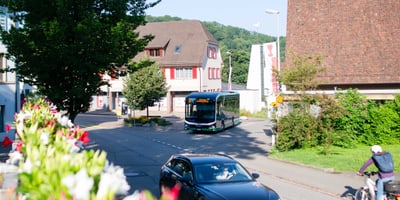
[192, 67, 197, 79]
[170, 68, 175, 79]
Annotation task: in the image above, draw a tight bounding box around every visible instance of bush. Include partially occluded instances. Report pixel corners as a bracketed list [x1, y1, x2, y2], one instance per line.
[276, 89, 400, 152]
[240, 109, 251, 117]
[124, 116, 172, 126]
[316, 94, 353, 151]
[366, 102, 400, 145]
[334, 89, 372, 143]
[240, 109, 268, 118]
[151, 118, 172, 126]
[275, 109, 319, 151]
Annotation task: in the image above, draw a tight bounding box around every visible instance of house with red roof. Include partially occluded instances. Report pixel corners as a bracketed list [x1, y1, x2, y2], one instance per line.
[94, 20, 223, 113]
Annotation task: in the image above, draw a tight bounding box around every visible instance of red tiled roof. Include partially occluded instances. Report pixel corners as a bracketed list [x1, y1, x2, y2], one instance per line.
[134, 20, 218, 67]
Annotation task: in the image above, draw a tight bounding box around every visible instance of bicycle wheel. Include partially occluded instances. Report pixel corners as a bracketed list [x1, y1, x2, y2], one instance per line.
[354, 188, 372, 200]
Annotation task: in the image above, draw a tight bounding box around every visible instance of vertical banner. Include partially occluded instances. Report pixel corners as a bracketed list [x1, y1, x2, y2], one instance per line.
[265, 42, 279, 94]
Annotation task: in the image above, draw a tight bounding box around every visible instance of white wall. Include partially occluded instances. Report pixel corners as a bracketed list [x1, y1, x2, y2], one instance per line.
[244, 42, 279, 114]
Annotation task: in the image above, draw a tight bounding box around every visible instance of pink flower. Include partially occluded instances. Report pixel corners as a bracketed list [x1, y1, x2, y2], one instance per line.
[5, 124, 11, 132]
[16, 141, 23, 153]
[51, 108, 57, 114]
[56, 129, 64, 135]
[33, 104, 40, 110]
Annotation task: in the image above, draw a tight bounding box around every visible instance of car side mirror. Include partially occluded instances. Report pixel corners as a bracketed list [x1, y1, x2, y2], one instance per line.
[251, 173, 260, 179]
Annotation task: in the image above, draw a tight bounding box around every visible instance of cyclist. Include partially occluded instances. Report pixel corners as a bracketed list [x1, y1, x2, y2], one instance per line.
[357, 145, 395, 200]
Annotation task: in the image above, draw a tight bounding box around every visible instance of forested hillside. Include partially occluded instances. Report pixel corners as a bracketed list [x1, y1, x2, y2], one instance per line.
[146, 15, 286, 85]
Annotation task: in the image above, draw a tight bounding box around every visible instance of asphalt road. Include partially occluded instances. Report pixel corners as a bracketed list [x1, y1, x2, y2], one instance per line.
[74, 111, 367, 200]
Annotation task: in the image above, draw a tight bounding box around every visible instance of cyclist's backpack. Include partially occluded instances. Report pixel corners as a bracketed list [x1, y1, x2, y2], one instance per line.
[372, 152, 394, 173]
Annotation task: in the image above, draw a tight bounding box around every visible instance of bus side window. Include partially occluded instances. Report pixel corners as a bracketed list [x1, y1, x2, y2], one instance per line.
[216, 96, 223, 118]
[217, 103, 225, 119]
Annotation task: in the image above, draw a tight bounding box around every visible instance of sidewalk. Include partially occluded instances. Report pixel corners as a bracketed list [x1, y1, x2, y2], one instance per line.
[87, 108, 185, 119]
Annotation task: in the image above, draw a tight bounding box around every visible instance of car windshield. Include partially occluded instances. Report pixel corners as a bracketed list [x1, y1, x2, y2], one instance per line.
[194, 163, 253, 183]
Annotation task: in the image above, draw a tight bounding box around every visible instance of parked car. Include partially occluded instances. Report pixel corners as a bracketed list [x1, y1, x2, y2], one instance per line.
[159, 153, 281, 200]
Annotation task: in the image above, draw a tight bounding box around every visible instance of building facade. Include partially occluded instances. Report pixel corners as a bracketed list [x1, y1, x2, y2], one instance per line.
[136, 20, 223, 112]
[285, 0, 400, 99]
[0, 7, 18, 139]
[94, 20, 223, 113]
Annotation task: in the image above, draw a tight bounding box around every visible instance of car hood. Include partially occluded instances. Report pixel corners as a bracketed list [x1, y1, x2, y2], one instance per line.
[196, 181, 280, 200]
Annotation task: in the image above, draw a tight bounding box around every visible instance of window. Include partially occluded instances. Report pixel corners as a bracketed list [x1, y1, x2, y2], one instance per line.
[0, 105, 4, 132]
[207, 46, 217, 59]
[208, 67, 221, 79]
[174, 45, 181, 54]
[0, 53, 4, 82]
[175, 68, 192, 79]
[149, 49, 161, 57]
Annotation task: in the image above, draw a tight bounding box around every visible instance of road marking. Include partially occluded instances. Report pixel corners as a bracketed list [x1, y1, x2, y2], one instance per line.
[124, 172, 146, 177]
[152, 139, 192, 153]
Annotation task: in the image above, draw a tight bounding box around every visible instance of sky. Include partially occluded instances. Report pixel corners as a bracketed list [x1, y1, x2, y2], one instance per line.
[146, 0, 288, 37]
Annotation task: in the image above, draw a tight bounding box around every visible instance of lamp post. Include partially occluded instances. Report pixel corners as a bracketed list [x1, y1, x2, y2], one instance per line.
[227, 51, 232, 91]
[265, 9, 280, 91]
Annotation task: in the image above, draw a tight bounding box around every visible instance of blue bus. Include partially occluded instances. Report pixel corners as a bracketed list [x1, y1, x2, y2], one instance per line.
[184, 92, 240, 132]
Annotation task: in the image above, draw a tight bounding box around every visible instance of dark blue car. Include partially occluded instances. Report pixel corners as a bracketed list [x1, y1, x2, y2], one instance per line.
[159, 153, 281, 200]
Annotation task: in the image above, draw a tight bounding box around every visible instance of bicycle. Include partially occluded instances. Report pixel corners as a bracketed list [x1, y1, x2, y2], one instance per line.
[354, 171, 400, 200]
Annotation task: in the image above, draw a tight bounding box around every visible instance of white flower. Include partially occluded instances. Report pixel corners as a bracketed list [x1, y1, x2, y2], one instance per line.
[22, 159, 33, 173]
[55, 113, 62, 121]
[58, 115, 71, 127]
[16, 111, 31, 122]
[22, 158, 41, 174]
[67, 138, 81, 153]
[6, 151, 24, 165]
[96, 164, 130, 199]
[67, 120, 74, 128]
[56, 114, 74, 128]
[62, 168, 94, 200]
[40, 132, 50, 145]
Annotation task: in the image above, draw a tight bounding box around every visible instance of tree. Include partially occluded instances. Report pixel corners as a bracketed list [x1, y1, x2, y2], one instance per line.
[221, 49, 250, 85]
[0, 0, 160, 122]
[280, 52, 325, 93]
[122, 60, 168, 118]
[275, 52, 326, 152]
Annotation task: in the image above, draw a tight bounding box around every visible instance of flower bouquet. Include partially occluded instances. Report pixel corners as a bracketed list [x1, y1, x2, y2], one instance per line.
[4, 96, 130, 200]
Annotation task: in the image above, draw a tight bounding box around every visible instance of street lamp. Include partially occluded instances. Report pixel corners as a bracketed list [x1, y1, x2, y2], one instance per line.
[227, 51, 232, 91]
[265, 9, 280, 91]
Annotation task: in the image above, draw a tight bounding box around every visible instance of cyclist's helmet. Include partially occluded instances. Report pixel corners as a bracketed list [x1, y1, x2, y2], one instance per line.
[371, 145, 382, 153]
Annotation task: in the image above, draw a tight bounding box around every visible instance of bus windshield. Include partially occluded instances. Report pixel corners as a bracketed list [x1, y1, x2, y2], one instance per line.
[185, 98, 216, 122]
